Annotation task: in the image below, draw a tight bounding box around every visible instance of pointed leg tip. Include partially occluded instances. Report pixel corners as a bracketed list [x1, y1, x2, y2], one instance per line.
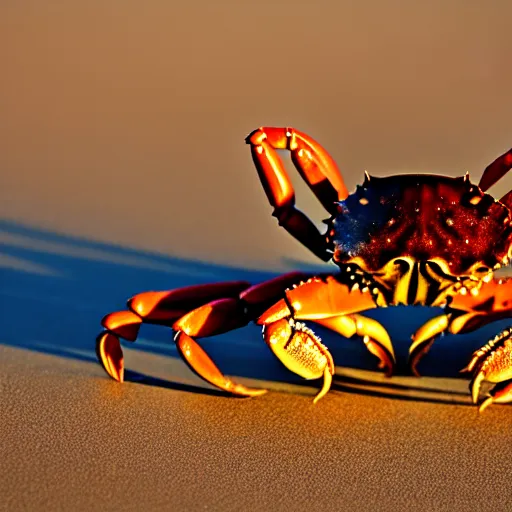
[230, 382, 268, 397]
[96, 332, 125, 383]
[363, 337, 395, 377]
[470, 372, 485, 404]
[478, 396, 494, 414]
[383, 357, 396, 377]
[312, 367, 333, 404]
[106, 359, 124, 383]
[241, 388, 268, 398]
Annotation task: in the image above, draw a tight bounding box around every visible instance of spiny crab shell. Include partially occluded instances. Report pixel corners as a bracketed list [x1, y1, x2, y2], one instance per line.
[330, 174, 512, 276]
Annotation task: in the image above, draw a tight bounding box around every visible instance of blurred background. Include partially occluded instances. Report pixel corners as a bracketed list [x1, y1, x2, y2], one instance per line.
[2, 1, 512, 271]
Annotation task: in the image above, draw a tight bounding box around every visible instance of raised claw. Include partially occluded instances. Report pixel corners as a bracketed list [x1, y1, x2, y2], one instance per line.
[245, 127, 348, 261]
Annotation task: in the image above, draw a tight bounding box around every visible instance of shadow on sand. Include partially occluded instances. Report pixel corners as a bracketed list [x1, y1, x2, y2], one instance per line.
[1, 219, 510, 403]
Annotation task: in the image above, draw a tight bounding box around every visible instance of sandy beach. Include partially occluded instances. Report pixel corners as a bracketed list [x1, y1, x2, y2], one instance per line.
[2, 2, 512, 511]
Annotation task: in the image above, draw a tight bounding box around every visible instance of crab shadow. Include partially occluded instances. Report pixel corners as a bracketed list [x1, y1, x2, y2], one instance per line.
[1, 219, 510, 403]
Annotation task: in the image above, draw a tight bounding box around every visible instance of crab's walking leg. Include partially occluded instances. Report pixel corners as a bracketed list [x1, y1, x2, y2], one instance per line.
[410, 277, 512, 411]
[257, 275, 393, 402]
[314, 314, 395, 377]
[478, 146, 512, 194]
[97, 272, 312, 396]
[97, 280, 251, 383]
[246, 127, 348, 261]
[409, 314, 450, 377]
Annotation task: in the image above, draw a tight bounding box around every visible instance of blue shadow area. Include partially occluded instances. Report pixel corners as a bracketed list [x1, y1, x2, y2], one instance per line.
[1, 219, 511, 395]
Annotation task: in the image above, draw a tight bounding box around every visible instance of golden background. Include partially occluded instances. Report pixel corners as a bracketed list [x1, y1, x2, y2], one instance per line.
[3, 1, 511, 269]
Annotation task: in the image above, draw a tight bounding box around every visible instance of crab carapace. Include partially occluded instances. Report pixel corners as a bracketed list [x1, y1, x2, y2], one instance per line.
[96, 127, 512, 412]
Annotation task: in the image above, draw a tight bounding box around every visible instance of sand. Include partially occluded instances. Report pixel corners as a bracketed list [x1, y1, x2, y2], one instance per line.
[2, 339, 512, 512]
[2, 2, 512, 511]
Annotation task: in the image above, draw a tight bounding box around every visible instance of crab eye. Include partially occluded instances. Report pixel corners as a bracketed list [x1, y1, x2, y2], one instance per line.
[464, 185, 484, 206]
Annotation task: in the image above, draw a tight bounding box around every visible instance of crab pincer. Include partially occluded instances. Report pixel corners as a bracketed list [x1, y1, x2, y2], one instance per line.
[463, 328, 512, 413]
[263, 318, 335, 404]
[257, 275, 395, 402]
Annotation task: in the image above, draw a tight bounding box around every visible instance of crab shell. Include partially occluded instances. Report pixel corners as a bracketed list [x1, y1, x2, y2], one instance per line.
[330, 174, 512, 278]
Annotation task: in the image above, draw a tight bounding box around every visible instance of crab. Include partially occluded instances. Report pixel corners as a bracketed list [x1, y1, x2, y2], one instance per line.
[96, 127, 512, 412]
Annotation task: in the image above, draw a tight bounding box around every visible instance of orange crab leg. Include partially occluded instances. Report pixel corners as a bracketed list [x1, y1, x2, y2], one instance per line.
[479, 146, 512, 193]
[448, 277, 512, 334]
[96, 332, 125, 382]
[174, 332, 266, 397]
[246, 127, 349, 261]
[314, 315, 395, 376]
[258, 276, 379, 324]
[126, 281, 251, 324]
[101, 280, 251, 342]
[410, 277, 512, 377]
[97, 273, 313, 395]
[98, 280, 252, 383]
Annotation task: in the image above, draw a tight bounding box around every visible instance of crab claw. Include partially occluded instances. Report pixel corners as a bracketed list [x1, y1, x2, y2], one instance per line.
[464, 327, 512, 412]
[263, 318, 335, 403]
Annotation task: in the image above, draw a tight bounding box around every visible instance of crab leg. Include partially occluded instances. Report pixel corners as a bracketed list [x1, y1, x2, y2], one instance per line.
[478, 146, 512, 193]
[97, 280, 251, 384]
[257, 276, 393, 402]
[462, 327, 512, 411]
[246, 127, 348, 261]
[410, 277, 512, 411]
[104, 281, 251, 336]
[314, 314, 395, 376]
[410, 277, 512, 374]
[97, 272, 312, 395]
